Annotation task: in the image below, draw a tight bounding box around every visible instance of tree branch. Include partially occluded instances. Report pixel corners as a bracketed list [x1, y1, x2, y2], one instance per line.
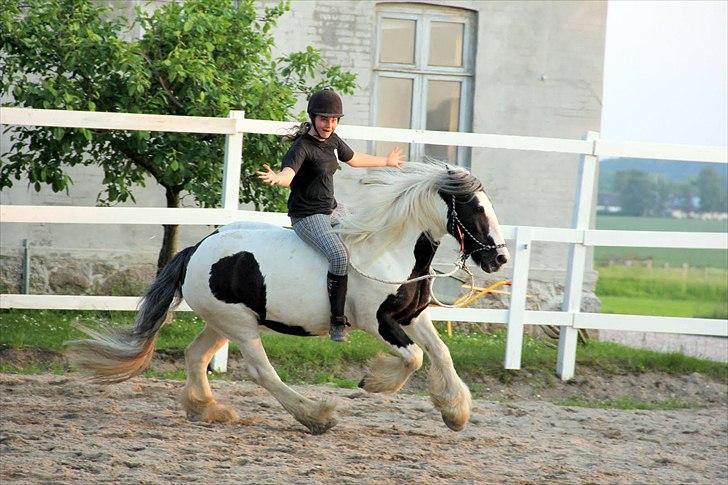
[115, 143, 161, 181]
[139, 52, 185, 111]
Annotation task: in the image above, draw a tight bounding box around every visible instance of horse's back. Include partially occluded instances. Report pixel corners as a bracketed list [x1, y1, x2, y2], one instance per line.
[182, 221, 331, 327]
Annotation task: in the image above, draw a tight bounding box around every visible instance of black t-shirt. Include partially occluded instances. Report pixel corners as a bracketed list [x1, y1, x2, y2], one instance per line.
[281, 132, 354, 218]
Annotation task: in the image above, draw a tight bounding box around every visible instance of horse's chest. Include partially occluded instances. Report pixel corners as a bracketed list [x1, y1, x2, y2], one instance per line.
[376, 233, 437, 326]
[378, 280, 431, 325]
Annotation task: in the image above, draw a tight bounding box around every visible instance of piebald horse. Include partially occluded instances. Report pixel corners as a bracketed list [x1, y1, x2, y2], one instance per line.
[68, 161, 509, 434]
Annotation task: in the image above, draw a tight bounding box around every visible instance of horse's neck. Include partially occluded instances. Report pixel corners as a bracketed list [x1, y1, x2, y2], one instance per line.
[408, 232, 440, 277]
[358, 225, 442, 278]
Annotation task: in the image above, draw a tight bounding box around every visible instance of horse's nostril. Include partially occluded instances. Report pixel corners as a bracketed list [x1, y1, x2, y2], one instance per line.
[496, 254, 508, 265]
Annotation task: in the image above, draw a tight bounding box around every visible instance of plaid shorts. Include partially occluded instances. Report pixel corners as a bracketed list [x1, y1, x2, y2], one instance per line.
[291, 213, 349, 276]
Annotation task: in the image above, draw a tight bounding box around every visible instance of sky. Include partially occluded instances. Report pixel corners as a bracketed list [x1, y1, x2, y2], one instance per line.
[601, 0, 728, 147]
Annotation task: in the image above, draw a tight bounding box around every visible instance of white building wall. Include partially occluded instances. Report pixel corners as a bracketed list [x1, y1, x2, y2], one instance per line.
[1, 0, 607, 288]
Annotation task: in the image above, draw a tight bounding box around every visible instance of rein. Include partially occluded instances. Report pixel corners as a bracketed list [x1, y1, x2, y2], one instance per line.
[348, 254, 475, 309]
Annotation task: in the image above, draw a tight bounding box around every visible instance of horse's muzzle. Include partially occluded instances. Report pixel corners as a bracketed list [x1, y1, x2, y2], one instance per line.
[478, 249, 509, 273]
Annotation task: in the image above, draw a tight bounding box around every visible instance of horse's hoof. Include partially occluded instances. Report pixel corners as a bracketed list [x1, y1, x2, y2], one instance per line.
[306, 417, 338, 435]
[444, 420, 466, 432]
[442, 413, 467, 432]
[200, 402, 240, 424]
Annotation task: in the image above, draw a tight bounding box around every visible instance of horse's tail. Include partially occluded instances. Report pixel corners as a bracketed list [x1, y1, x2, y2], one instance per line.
[66, 245, 198, 384]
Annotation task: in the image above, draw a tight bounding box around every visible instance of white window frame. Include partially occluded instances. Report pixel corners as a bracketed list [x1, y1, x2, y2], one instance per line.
[372, 4, 476, 166]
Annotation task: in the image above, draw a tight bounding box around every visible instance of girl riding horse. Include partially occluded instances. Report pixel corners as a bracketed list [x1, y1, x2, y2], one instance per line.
[68, 141, 510, 435]
[256, 88, 403, 342]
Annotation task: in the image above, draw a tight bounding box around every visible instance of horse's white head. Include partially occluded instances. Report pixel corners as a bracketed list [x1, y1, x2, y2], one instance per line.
[436, 167, 510, 273]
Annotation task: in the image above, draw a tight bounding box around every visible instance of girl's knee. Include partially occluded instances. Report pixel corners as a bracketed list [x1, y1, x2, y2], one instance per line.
[329, 253, 349, 276]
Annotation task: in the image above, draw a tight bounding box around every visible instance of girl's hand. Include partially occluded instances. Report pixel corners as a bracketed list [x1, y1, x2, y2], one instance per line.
[386, 146, 404, 167]
[256, 164, 279, 185]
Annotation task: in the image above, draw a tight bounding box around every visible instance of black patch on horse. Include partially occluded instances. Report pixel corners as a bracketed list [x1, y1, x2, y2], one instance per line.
[261, 320, 312, 337]
[208, 251, 314, 337]
[209, 251, 267, 313]
[376, 233, 438, 348]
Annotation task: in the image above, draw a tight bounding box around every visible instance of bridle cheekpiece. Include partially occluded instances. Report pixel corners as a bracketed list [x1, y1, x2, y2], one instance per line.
[447, 195, 506, 261]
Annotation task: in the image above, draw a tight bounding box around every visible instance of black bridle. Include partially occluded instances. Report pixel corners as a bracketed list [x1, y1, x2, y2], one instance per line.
[447, 195, 507, 260]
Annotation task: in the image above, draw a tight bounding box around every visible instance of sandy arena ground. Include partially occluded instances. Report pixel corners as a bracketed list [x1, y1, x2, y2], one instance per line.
[1, 373, 726, 484]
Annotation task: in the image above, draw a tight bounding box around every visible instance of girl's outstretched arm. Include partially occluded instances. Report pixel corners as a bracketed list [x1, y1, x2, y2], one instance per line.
[256, 165, 296, 187]
[346, 146, 403, 168]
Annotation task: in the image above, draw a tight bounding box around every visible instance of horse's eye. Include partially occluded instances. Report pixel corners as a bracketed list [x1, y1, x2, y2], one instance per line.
[476, 206, 485, 214]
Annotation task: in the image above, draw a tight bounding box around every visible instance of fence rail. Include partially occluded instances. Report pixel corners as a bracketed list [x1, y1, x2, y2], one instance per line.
[1, 106, 727, 378]
[4, 107, 727, 161]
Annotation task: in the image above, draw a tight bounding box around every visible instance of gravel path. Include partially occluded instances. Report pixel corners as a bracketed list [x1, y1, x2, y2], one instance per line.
[1, 373, 726, 483]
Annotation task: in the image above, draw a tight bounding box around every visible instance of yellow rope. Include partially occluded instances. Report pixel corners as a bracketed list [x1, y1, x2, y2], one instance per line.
[442, 280, 511, 336]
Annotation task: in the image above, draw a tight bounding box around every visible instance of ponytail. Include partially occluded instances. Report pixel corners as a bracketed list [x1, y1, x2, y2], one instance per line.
[284, 121, 311, 142]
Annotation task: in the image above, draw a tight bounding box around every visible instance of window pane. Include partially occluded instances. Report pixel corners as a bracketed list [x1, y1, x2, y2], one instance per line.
[429, 22, 464, 67]
[425, 80, 461, 162]
[380, 18, 416, 64]
[375, 77, 413, 159]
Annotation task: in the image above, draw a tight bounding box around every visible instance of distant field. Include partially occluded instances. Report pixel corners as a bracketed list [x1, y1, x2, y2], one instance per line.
[596, 215, 727, 232]
[596, 265, 727, 319]
[595, 215, 728, 269]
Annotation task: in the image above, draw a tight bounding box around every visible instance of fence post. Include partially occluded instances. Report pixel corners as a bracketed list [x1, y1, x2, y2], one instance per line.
[210, 110, 245, 373]
[556, 131, 599, 380]
[22, 239, 30, 294]
[504, 226, 532, 369]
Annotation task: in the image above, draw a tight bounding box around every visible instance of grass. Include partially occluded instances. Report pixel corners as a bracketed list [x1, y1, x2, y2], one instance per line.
[0, 361, 66, 375]
[596, 264, 727, 319]
[1, 309, 726, 383]
[599, 296, 727, 319]
[572, 339, 726, 380]
[595, 215, 728, 269]
[597, 215, 727, 233]
[0, 309, 207, 352]
[558, 395, 693, 411]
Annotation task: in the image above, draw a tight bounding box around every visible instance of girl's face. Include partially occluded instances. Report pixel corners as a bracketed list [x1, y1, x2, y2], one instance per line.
[312, 115, 338, 139]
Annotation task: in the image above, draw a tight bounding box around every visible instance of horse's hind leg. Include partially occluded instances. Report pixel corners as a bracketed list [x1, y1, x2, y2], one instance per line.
[235, 335, 337, 435]
[182, 324, 239, 423]
[404, 313, 471, 431]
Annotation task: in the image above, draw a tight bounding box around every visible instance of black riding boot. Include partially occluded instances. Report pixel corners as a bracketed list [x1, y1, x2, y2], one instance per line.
[327, 272, 350, 342]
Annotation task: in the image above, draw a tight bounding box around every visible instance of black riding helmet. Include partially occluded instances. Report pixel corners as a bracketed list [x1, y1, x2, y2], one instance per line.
[307, 88, 343, 139]
[307, 88, 344, 118]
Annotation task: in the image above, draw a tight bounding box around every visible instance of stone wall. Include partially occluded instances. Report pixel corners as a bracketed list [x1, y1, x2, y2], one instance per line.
[0, 249, 157, 296]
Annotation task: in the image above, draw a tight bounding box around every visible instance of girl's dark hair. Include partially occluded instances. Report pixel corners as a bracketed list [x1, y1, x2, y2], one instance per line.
[284, 121, 312, 142]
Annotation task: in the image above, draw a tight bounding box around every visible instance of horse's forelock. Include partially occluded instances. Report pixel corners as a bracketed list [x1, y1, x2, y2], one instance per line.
[436, 168, 484, 199]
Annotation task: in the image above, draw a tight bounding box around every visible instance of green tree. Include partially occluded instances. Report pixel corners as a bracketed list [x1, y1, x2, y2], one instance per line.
[614, 170, 658, 216]
[672, 181, 696, 211]
[0, 0, 355, 270]
[695, 167, 727, 213]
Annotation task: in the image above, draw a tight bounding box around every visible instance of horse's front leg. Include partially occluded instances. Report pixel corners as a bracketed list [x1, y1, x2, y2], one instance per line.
[358, 314, 423, 394]
[404, 312, 472, 431]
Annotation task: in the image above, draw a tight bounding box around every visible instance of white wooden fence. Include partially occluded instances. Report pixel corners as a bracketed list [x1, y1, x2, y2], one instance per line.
[1, 107, 727, 380]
